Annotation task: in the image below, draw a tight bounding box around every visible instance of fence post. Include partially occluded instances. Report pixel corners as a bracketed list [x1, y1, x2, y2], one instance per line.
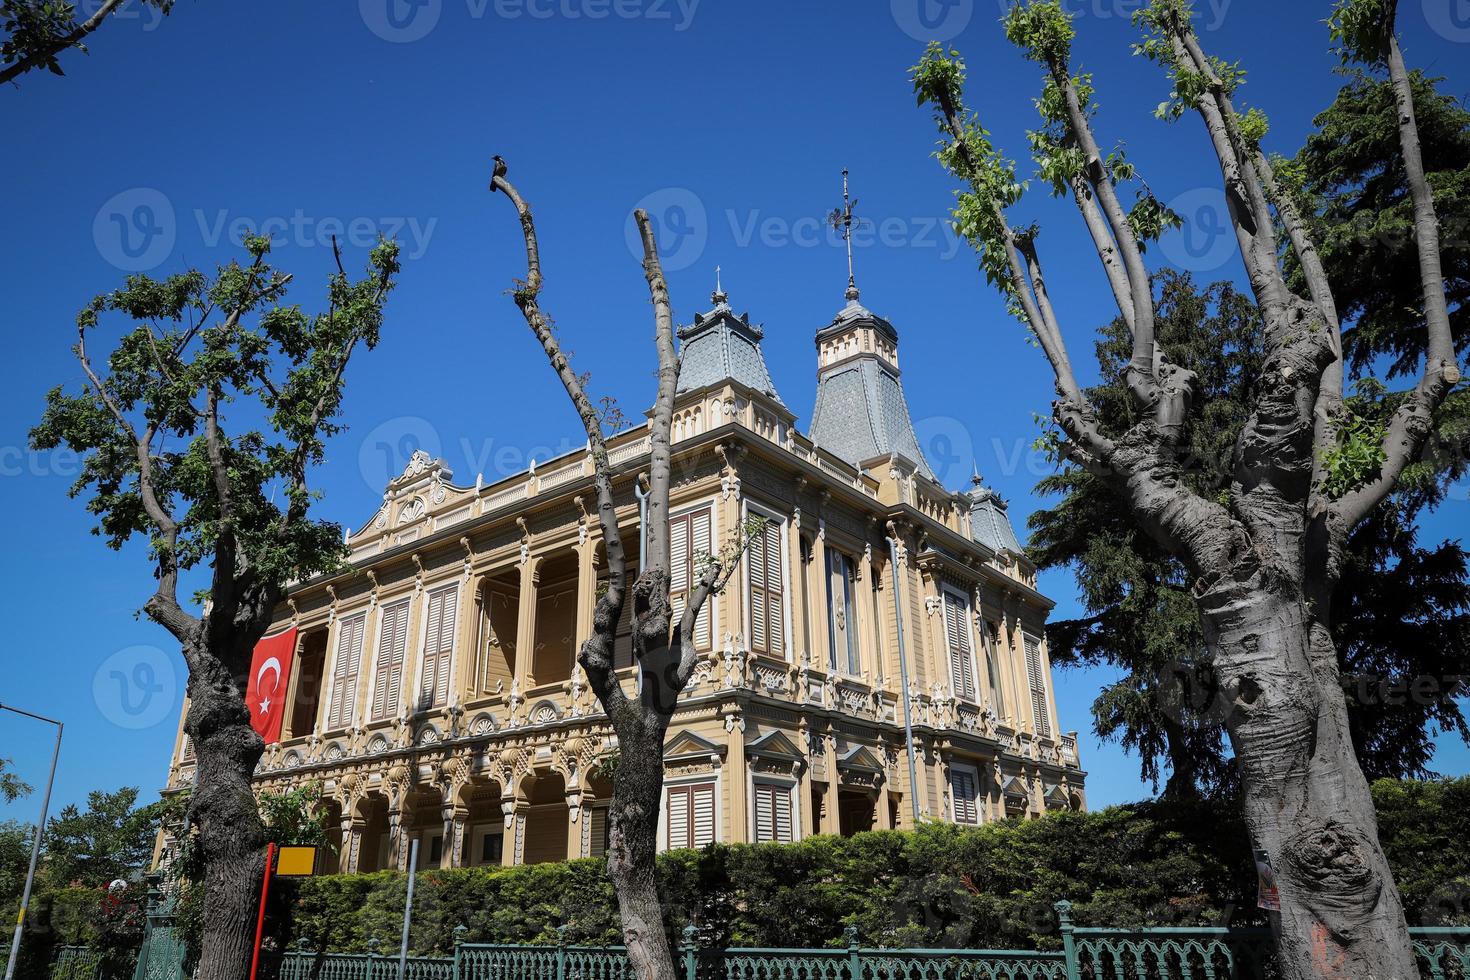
[844, 925, 860, 980]
[681, 924, 698, 980]
[367, 936, 381, 980]
[453, 925, 468, 980]
[556, 924, 568, 980]
[1054, 902, 1078, 980]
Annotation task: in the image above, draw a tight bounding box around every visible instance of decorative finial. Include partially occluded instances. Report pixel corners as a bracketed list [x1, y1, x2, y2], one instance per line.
[712, 264, 727, 306]
[971, 463, 984, 487]
[828, 169, 861, 303]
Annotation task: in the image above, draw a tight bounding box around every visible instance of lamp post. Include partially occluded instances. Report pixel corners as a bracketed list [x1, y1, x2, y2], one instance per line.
[0, 702, 63, 980]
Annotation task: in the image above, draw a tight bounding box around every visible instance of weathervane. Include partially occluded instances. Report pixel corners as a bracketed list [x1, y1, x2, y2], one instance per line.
[828, 169, 861, 303]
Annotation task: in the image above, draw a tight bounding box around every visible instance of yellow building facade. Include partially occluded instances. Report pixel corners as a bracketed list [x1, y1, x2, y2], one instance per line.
[160, 285, 1085, 873]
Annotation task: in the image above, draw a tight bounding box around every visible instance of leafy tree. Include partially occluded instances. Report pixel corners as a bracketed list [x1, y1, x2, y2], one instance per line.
[40, 787, 162, 890]
[0, 757, 31, 803]
[488, 166, 755, 980]
[1, 0, 174, 87]
[30, 236, 399, 980]
[1030, 274, 1470, 795]
[910, 0, 1463, 973]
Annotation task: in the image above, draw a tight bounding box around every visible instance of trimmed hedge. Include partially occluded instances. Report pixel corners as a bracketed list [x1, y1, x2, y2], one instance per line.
[266, 779, 1470, 955]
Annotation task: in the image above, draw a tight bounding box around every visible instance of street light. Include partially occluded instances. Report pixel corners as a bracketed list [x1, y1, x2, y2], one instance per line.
[0, 702, 63, 980]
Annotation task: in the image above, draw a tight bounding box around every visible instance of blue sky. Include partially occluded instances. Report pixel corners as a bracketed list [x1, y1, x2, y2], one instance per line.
[2, 0, 1467, 823]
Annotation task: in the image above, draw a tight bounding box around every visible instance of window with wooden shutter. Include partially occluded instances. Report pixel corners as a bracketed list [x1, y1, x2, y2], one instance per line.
[371, 601, 410, 721]
[753, 782, 793, 843]
[950, 765, 980, 825]
[748, 518, 785, 658]
[420, 585, 459, 710]
[942, 591, 977, 702]
[589, 807, 610, 858]
[1024, 635, 1051, 738]
[327, 613, 366, 730]
[665, 782, 716, 850]
[669, 508, 713, 652]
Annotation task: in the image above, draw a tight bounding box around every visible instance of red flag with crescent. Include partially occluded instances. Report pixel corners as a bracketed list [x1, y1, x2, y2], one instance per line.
[246, 628, 297, 744]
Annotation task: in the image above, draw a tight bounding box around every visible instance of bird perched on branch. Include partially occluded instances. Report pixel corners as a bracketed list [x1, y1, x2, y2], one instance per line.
[491, 155, 507, 191]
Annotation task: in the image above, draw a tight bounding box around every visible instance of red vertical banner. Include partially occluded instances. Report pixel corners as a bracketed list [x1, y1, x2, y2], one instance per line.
[245, 628, 297, 744]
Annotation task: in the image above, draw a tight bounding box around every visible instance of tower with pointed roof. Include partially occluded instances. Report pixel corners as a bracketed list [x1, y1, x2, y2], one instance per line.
[808, 171, 933, 480]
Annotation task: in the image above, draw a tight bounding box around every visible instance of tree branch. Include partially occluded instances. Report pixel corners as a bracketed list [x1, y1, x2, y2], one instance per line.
[0, 0, 129, 86]
[490, 165, 632, 723]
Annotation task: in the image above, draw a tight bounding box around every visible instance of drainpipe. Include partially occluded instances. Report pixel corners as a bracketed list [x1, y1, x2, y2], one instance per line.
[634, 475, 648, 575]
[886, 523, 922, 827]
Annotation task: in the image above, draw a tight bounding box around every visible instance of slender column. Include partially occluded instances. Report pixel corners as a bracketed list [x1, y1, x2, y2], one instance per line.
[567, 794, 587, 861]
[876, 775, 891, 830]
[574, 536, 598, 652]
[450, 570, 479, 711]
[279, 631, 306, 740]
[344, 816, 365, 873]
[787, 509, 810, 664]
[812, 517, 832, 673]
[724, 710, 747, 843]
[389, 800, 416, 872]
[798, 719, 817, 839]
[820, 725, 839, 835]
[514, 556, 541, 695]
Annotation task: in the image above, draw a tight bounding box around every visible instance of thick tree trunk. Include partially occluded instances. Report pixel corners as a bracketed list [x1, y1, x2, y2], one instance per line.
[1197, 574, 1416, 979]
[184, 650, 267, 980]
[606, 725, 678, 980]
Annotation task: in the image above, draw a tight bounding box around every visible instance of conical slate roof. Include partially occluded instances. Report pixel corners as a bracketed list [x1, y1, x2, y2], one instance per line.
[808, 297, 933, 480]
[676, 288, 782, 404]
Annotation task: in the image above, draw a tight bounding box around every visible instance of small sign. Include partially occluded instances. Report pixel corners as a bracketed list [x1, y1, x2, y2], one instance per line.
[276, 846, 318, 877]
[1255, 849, 1280, 911]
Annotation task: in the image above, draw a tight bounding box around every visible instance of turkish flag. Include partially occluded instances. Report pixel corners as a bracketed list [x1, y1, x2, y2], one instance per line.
[246, 628, 297, 744]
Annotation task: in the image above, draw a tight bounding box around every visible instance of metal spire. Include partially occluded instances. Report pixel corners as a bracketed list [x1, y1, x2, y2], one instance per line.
[712, 264, 727, 306]
[828, 169, 860, 303]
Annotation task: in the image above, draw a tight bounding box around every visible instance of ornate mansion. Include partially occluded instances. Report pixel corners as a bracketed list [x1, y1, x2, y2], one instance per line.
[161, 281, 1086, 873]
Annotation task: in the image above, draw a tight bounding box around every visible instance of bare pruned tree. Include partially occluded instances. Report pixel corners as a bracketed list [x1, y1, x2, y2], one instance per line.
[912, 0, 1459, 975]
[489, 164, 753, 980]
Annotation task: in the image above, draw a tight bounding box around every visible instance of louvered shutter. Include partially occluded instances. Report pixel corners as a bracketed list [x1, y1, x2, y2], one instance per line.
[422, 586, 458, 709]
[372, 602, 409, 720]
[943, 592, 976, 702]
[1025, 635, 1051, 737]
[589, 807, 609, 858]
[667, 786, 691, 849]
[950, 768, 979, 825]
[750, 520, 784, 656]
[772, 785, 793, 842]
[753, 784, 774, 843]
[754, 783, 792, 843]
[692, 784, 716, 848]
[328, 614, 365, 730]
[669, 509, 713, 652]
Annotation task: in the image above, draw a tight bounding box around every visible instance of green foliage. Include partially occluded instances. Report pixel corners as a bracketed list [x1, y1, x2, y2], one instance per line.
[1328, 0, 1394, 67]
[30, 237, 400, 625]
[260, 782, 336, 853]
[1002, 1, 1074, 69]
[0, 757, 31, 803]
[1132, 0, 1247, 124]
[1318, 403, 1388, 499]
[911, 43, 1026, 313]
[258, 779, 1470, 954]
[41, 787, 163, 890]
[1, 0, 173, 82]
